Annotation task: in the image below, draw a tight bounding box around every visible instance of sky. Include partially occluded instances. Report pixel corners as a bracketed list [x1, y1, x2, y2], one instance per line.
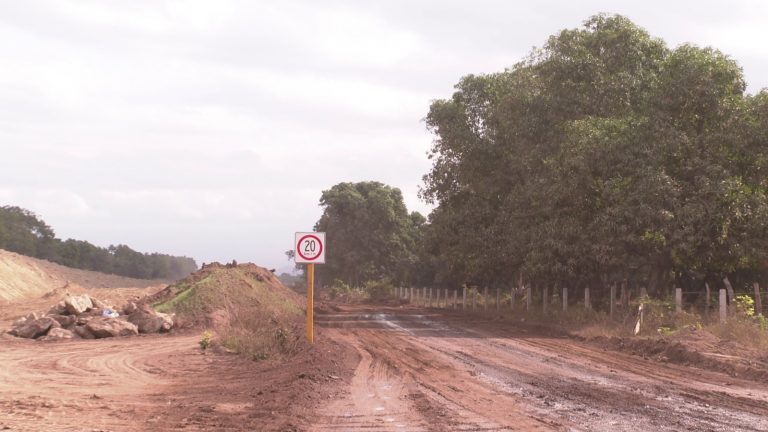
[2, 0, 768, 271]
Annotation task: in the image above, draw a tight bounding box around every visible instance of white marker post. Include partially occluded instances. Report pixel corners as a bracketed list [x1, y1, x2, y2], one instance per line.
[295, 232, 326, 344]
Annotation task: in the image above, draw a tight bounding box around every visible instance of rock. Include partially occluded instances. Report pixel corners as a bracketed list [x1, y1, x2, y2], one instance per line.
[122, 302, 138, 315]
[49, 314, 77, 328]
[40, 328, 75, 340]
[85, 317, 138, 338]
[73, 325, 95, 340]
[65, 294, 93, 315]
[76, 315, 95, 326]
[91, 298, 110, 309]
[47, 301, 68, 316]
[13, 317, 60, 339]
[80, 308, 105, 318]
[127, 308, 174, 333]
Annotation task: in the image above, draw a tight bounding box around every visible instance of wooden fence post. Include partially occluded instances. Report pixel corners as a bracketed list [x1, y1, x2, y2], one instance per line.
[754, 283, 763, 317]
[723, 277, 736, 312]
[563, 287, 568, 312]
[526, 285, 532, 311]
[675, 287, 682, 314]
[423, 287, 427, 307]
[483, 287, 489, 312]
[704, 283, 711, 314]
[610, 284, 616, 318]
[472, 288, 477, 312]
[453, 289, 457, 309]
[496, 288, 501, 313]
[621, 280, 628, 309]
[584, 287, 590, 310]
[543, 286, 548, 314]
[410, 287, 413, 303]
[510, 286, 516, 310]
[463, 287, 467, 312]
[719, 289, 727, 323]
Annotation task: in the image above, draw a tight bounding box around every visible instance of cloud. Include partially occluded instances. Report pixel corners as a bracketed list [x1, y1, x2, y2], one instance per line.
[1, 1, 767, 268]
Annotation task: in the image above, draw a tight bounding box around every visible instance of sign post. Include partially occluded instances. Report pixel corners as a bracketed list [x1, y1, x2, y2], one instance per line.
[295, 232, 326, 344]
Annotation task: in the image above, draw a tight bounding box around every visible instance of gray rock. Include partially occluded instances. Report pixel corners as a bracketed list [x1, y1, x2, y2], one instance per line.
[65, 294, 93, 315]
[47, 301, 68, 316]
[48, 314, 77, 328]
[13, 317, 60, 339]
[85, 317, 138, 338]
[73, 325, 95, 339]
[127, 308, 174, 334]
[91, 298, 110, 309]
[40, 328, 75, 341]
[122, 302, 138, 315]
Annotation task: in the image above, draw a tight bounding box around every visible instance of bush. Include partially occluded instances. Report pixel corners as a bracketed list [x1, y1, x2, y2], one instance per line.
[365, 278, 395, 301]
[328, 279, 366, 302]
[220, 311, 302, 361]
[199, 330, 213, 350]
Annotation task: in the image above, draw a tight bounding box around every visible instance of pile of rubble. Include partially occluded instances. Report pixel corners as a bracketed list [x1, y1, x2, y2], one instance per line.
[7, 294, 174, 341]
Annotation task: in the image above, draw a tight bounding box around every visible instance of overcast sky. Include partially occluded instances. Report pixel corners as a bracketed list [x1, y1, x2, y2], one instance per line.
[2, 1, 768, 271]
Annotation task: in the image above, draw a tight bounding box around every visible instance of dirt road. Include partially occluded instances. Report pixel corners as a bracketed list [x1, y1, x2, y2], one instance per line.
[2, 301, 767, 431]
[312, 305, 768, 432]
[0, 328, 354, 432]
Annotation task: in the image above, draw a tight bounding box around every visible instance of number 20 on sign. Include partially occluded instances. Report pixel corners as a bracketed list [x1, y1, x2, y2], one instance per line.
[295, 232, 326, 343]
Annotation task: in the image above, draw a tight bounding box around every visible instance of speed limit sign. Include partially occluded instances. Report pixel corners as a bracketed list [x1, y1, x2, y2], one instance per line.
[295, 232, 326, 264]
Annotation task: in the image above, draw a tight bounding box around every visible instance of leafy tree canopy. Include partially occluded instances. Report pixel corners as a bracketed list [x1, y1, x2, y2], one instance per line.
[313, 182, 425, 287]
[0, 205, 197, 280]
[421, 14, 768, 293]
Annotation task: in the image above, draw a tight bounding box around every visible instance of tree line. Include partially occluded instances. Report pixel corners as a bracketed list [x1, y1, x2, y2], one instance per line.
[0, 205, 197, 280]
[309, 15, 768, 299]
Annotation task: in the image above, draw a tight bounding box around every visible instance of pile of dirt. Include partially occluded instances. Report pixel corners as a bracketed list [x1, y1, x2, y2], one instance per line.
[0, 248, 166, 302]
[7, 293, 174, 340]
[148, 262, 306, 359]
[591, 332, 768, 383]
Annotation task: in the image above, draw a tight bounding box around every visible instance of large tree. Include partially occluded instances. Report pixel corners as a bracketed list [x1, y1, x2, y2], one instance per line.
[422, 14, 768, 294]
[314, 182, 423, 287]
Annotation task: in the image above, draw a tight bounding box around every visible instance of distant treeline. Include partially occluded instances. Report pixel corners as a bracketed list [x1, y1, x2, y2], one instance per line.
[0, 205, 197, 280]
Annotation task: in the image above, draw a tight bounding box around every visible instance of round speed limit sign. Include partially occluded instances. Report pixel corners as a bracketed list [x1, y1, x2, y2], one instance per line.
[295, 232, 326, 264]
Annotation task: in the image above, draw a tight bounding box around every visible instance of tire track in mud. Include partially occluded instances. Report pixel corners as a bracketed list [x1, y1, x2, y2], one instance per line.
[0, 334, 205, 432]
[315, 313, 564, 431]
[317, 308, 768, 432]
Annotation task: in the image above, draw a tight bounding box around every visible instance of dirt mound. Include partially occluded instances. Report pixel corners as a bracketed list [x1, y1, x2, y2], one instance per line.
[149, 262, 306, 359]
[0, 248, 166, 302]
[150, 262, 303, 323]
[591, 333, 768, 383]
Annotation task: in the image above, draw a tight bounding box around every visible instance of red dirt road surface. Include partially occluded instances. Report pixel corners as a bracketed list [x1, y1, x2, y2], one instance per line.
[311, 304, 768, 432]
[2, 302, 767, 431]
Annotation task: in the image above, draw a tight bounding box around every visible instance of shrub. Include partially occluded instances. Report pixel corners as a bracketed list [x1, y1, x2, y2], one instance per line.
[365, 278, 395, 300]
[199, 330, 213, 350]
[328, 279, 366, 302]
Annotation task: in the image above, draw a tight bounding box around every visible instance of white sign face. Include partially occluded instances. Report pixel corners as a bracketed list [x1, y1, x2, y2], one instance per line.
[294, 232, 326, 264]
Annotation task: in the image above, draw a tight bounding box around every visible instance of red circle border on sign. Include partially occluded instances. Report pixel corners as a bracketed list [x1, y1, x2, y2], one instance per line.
[297, 234, 323, 261]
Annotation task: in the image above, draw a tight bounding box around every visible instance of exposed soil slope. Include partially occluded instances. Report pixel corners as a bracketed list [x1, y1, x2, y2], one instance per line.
[0, 248, 166, 302]
[150, 262, 303, 324]
[0, 261, 356, 432]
